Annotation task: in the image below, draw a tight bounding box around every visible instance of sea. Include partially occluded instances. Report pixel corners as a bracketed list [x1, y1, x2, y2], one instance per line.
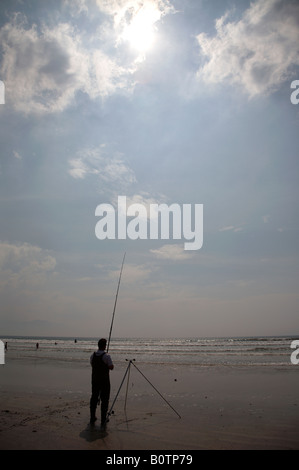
[1, 336, 298, 369]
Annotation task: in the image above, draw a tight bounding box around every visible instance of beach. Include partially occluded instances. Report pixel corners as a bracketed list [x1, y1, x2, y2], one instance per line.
[1, 341, 299, 450]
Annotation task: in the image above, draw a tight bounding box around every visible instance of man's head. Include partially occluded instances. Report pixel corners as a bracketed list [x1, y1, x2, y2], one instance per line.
[98, 338, 107, 351]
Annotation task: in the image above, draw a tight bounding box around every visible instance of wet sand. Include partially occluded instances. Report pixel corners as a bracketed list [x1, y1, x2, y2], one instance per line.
[0, 358, 299, 450]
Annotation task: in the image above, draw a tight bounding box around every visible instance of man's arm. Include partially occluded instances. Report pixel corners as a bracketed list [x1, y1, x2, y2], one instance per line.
[90, 352, 95, 366]
[105, 353, 114, 370]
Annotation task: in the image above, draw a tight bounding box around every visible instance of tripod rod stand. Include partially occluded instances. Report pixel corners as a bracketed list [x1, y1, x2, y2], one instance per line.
[106, 359, 181, 423]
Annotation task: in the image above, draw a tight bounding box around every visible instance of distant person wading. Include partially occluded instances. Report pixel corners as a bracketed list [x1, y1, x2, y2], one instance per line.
[90, 338, 114, 428]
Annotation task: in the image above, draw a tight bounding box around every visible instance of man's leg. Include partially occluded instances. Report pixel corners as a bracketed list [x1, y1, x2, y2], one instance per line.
[100, 381, 111, 426]
[90, 381, 100, 423]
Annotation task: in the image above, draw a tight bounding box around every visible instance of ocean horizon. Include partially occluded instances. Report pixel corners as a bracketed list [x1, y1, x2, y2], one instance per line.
[2, 335, 298, 368]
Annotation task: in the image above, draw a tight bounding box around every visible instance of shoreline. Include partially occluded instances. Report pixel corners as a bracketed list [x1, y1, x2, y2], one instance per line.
[0, 357, 299, 450]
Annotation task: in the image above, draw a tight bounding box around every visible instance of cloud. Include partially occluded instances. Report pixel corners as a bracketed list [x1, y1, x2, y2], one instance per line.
[196, 0, 299, 97]
[0, 1, 175, 114]
[13, 150, 22, 160]
[63, 0, 89, 16]
[113, 192, 168, 221]
[0, 17, 89, 114]
[108, 263, 153, 284]
[0, 15, 133, 114]
[219, 225, 243, 232]
[150, 244, 193, 261]
[0, 241, 56, 289]
[90, 49, 133, 98]
[97, 0, 175, 57]
[219, 226, 235, 232]
[68, 146, 136, 192]
[96, 0, 174, 31]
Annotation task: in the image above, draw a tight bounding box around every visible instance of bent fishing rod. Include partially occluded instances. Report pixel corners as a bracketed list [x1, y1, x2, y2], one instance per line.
[106, 252, 126, 353]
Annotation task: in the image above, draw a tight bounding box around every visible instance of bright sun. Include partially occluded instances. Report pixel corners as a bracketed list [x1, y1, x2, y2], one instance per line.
[122, 7, 160, 53]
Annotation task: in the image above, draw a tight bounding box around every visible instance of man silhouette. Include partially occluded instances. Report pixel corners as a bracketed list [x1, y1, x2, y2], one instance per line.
[90, 338, 114, 427]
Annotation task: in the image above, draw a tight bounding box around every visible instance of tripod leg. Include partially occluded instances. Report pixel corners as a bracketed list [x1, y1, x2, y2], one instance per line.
[124, 361, 131, 413]
[131, 362, 181, 419]
[106, 361, 131, 422]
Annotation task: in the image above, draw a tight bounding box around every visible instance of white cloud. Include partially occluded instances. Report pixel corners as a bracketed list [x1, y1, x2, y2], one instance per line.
[219, 226, 235, 232]
[108, 263, 153, 284]
[13, 151, 22, 160]
[0, 18, 89, 114]
[114, 192, 168, 220]
[197, 0, 299, 97]
[219, 225, 243, 232]
[96, 0, 174, 31]
[68, 146, 136, 191]
[63, 0, 89, 16]
[97, 0, 175, 59]
[150, 244, 193, 261]
[90, 49, 133, 98]
[0, 15, 134, 114]
[0, 1, 175, 114]
[0, 241, 56, 289]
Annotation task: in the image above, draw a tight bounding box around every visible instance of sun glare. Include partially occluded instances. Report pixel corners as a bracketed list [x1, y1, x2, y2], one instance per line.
[122, 7, 160, 53]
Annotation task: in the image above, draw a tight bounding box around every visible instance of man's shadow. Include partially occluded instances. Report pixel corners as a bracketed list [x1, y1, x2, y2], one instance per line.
[79, 422, 108, 443]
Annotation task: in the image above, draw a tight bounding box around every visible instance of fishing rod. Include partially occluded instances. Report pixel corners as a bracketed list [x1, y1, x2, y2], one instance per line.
[106, 252, 126, 353]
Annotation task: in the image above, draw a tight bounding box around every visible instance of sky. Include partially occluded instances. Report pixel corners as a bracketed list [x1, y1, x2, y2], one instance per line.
[0, 0, 298, 338]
